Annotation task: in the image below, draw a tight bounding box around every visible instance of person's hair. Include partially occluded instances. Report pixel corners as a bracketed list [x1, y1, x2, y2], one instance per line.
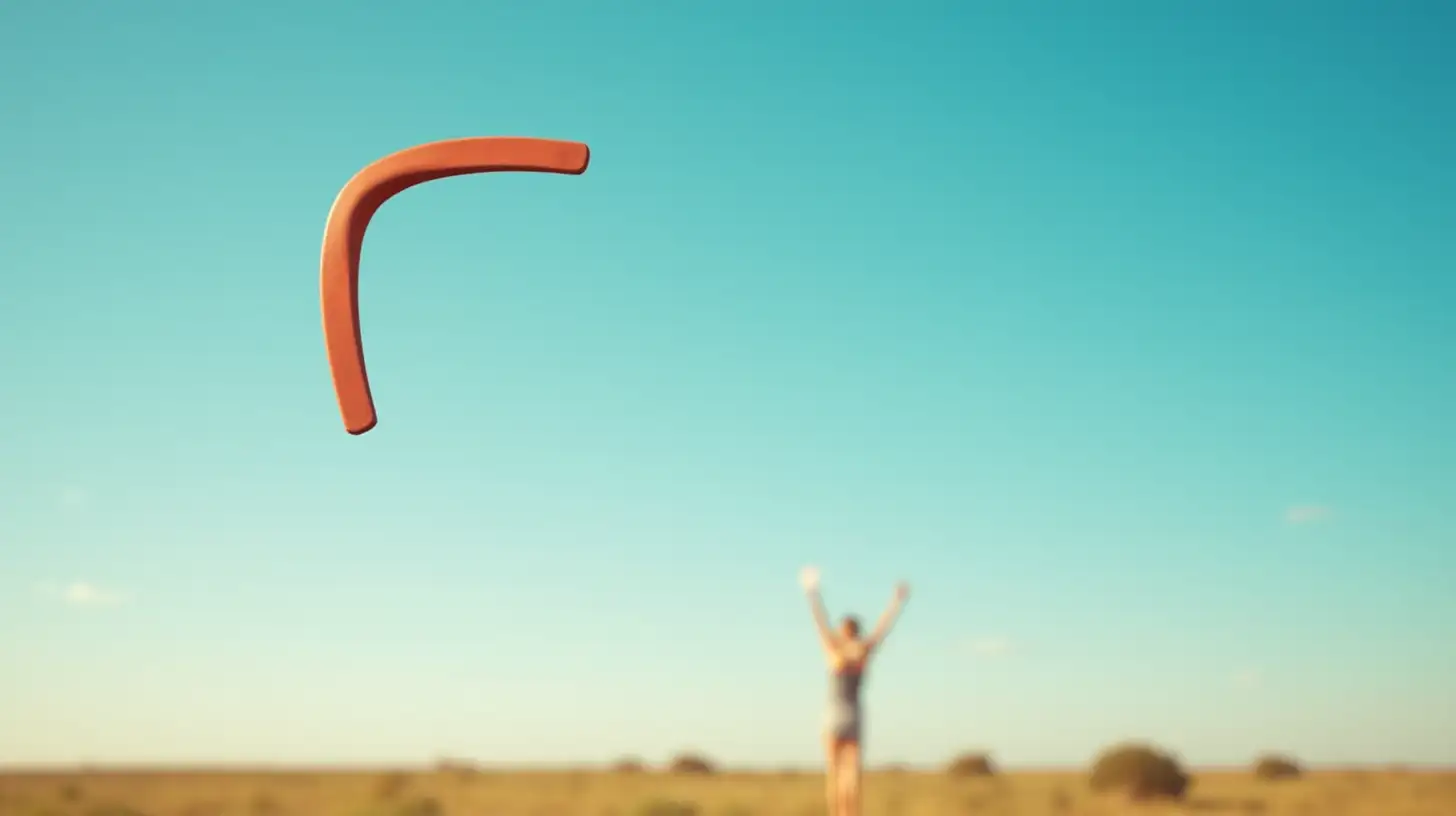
[840, 615, 861, 638]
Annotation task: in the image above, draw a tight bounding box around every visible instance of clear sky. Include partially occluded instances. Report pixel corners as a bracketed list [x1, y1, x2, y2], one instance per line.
[1, 0, 1452, 769]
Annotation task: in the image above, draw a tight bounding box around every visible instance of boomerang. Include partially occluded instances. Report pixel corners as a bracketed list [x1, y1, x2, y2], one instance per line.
[319, 137, 591, 435]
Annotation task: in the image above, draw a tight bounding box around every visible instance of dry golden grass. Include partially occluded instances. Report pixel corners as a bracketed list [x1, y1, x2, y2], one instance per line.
[0, 767, 1452, 816]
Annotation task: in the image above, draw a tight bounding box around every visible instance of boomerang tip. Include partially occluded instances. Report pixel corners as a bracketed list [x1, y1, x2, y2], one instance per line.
[342, 410, 378, 436]
[563, 141, 591, 174]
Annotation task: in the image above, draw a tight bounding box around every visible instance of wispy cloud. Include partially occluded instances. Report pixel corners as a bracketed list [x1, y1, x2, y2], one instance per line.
[58, 487, 89, 509]
[1231, 668, 1262, 689]
[1284, 504, 1333, 525]
[964, 636, 1014, 660]
[36, 581, 130, 607]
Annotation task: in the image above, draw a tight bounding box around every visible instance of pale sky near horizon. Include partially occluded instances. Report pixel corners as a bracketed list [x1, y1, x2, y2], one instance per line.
[1, 1, 1453, 769]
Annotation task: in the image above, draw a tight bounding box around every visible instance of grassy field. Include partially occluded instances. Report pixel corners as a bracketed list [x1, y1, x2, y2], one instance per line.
[2, 767, 1454, 816]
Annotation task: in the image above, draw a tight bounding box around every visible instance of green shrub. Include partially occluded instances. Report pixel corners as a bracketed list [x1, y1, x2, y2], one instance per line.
[1088, 742, 1190, 801]
[946, 752, 996, 777]
[356, 797, 443, 816]
[667, 753, 716, 775]
[1253, 754, 1303, 781]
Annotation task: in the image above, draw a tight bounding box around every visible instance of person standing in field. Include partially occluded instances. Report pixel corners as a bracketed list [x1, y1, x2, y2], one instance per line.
[799, 566, 910, 816]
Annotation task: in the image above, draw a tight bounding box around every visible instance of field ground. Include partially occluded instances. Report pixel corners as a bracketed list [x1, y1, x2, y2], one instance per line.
[2, 768, 1454, 816]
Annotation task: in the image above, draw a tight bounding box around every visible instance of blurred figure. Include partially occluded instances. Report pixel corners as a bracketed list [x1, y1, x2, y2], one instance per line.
[799, 566, 910, 816]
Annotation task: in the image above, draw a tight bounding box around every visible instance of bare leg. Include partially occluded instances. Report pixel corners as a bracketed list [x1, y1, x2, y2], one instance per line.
[838, 741, 862, 816]
[823, 734, 841, 816]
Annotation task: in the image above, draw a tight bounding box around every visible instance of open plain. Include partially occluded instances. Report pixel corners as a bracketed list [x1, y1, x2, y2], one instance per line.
[1, 766, 1453, 816]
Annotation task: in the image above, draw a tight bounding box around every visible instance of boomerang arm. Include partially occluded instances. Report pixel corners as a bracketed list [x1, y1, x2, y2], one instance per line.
[320, 137, 590, 435]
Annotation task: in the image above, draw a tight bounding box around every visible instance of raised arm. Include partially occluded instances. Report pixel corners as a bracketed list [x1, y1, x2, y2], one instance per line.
[799, 566, 837, 656]
[866, 581, 911, 649]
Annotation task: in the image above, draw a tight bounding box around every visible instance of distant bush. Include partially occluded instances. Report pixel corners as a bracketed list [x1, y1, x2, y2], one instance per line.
[373, 773, 410, 800]
[634, 799, 698, 816]
[946, 753, 997, 777]
[613, 756, 648, 773]
[434, 757, 478, 777]
[667, 753, 717, 775]
[356, 798, 443, 816]
[1253, 754, 1303, 781]
[1088, 742, 1190, 801]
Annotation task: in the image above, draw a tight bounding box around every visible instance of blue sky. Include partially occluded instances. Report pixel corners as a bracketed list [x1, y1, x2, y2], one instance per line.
[1, 0, 1452, 769]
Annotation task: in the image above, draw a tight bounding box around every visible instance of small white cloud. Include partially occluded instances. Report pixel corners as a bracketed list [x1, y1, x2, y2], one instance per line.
[964, 636, 1014, 659]
[58, 487, 89, 509]
[1284, 505, 1333, 525]
[1232, 668, 1262, 689]
[37, 581, 129, 607]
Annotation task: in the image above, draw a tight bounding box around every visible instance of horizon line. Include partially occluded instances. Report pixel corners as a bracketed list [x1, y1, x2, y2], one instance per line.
[1, 761, 1452, 775]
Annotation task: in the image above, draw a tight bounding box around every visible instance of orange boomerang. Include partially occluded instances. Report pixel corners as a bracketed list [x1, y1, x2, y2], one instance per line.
[319, 137, 591, 435]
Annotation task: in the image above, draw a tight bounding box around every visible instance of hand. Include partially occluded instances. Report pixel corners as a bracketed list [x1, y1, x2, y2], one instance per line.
[799, 565, 821, 593]
[894, 581, 911, 603]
